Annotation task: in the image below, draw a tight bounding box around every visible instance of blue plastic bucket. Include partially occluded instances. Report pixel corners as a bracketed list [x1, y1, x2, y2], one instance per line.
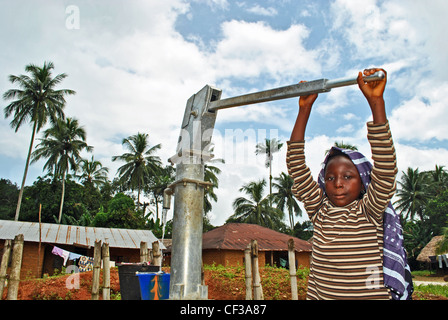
[136, 272, 170, 300]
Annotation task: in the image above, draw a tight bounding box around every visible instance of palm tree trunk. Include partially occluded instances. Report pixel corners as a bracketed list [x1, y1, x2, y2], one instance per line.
[137, 185, 141, 209]
[268, 157, 273, 207]
[58, 170, 66, 223]
[14, 121, 37, 221]
[289, 207, 295, 234]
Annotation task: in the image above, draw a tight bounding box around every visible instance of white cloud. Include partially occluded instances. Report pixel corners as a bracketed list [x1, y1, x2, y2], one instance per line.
[210, 20, 321, 82]
[192, 0, 229, 10]
[394, 143, 448, 174]
[343, 113, 359, 121]
[330, 0, 448, 88]
[314, 85, 350, 115]
[336, 124, 354, 134]
[331, 0, 419, 60]
[246, 5, 278, 17]
[389, 81, 448, 142]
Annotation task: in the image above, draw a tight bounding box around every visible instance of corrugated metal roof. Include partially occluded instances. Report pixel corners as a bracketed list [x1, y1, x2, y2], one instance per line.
[0, 219, 164, 250]
[202, 223, 312, 252]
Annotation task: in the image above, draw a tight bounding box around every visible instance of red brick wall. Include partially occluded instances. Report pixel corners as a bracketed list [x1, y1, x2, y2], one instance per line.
[296, 251, 310, 269]
[202, 249, 311, 268]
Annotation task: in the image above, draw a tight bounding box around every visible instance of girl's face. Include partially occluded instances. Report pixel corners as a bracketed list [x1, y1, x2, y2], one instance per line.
[324, 155, 363, 207]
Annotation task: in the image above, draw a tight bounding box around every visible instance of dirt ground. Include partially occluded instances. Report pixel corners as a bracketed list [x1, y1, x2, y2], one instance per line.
[1, 268, 243, 300]
[1, 268, 446, 300]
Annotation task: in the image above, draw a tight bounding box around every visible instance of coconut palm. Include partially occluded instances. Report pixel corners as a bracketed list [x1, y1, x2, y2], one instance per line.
[325, 141, 358, 155]
[31, 117, 92, 223]
[3, 61, 75, 220]
[436, 227, 448, 255]
[76, 155, 109, 188]
[204, 154, 225, 215]
[272, 172, 302, 232]
[112, 132, 162, 207]
[228, 179, 284, 229]
[424, 165, 448, 196]
[145, 165, 175, 220]
[255, 138, 283, 197]
[394, 167, 428, 221]
[204, 164, 221, 215]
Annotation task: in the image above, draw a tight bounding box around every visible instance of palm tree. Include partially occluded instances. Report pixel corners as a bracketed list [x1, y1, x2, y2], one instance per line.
[402, 220, 433, 261]
[272, 172, 302, 232]
[31, 117, 92, 223]
[3, 61, 75, 221]
[425, 165, 448, 196]
[228, 179, 284, 229]
[76, 155, 109, 188]
[436, 227, 448, 255]
[325, 141, 358, 155]
[394, 167, 428, 221]
[145, 165, 175, 220]
[255, 138, 283, 197]
[112, 132, 162, 207]
[204, 154, 225, 216]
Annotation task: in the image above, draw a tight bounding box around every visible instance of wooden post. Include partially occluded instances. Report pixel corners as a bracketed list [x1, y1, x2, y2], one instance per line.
[251, 240, 263, 300]
[37, 204, 42, 277]
[102, 242, 110, 300]
[288, 239, 298, 300]
[91, 240, 102, 300]
[7, 234, 24, 300]
[0, 239, 12, 299]
[140, 241, 148, 263]
[151, 241, 162, 267]
[244, 243, 252, 300]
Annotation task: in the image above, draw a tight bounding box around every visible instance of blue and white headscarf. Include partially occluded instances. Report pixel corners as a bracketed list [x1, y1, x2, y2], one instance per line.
[317, 146, 413, 300]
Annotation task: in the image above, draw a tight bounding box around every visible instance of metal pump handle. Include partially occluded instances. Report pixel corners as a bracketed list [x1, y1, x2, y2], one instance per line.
[207, 71, 386, 112]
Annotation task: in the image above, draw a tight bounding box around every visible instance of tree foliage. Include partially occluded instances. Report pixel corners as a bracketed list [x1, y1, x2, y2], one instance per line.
[3, 61, 75, 221]
[397, 166, 448, 268]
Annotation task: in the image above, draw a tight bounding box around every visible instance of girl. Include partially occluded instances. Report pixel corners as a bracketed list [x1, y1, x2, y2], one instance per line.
[287, 68, 412, 300]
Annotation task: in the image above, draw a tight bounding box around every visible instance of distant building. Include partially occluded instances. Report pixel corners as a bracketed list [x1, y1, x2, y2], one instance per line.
[417, 235, 448, 275]
[202, 223, 312, 268]
[0, 219, 162, 279]
[164, 223, 312, 268]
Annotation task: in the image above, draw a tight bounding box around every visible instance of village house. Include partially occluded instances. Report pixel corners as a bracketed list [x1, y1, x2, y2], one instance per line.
[164, 223, 312, 268]
[417, 235, 448, 276]
[0, 219, 162, 279]
[201, 223, 312, 268]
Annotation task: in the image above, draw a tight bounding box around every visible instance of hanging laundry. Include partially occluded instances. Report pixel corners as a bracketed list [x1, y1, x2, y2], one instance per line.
[438, 254, 448, 268]
[68, 252, 82, 261]
[78, 255, 94, 272]
[52, 246, 70, 266]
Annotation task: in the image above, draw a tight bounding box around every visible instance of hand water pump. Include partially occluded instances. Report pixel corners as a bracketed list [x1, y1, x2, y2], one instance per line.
[163, 71, 385, 299]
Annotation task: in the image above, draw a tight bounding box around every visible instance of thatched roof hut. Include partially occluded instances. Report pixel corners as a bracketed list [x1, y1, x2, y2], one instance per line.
[416, 235, 445, 263]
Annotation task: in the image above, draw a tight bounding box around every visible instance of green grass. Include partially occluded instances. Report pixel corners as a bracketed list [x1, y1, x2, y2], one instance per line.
[414, 283, 448, 299]
[412, 270, 448, 299]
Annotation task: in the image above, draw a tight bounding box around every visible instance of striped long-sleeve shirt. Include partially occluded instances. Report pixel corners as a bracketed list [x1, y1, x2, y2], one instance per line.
[286, 121, 397, 300]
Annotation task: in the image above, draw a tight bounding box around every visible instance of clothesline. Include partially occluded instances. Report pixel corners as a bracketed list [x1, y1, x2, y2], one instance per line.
[51, 245, 94, 272]
[434, 254, 448, 269]
[51, 246, 79, 265]
[51, 245, 115, 272]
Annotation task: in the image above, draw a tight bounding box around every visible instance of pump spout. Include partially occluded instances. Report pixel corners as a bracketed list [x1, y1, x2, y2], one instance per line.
[163, 187, 173, 210]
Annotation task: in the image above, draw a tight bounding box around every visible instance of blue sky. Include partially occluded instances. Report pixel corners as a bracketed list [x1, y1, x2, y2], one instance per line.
[1, 0, 448, 226]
